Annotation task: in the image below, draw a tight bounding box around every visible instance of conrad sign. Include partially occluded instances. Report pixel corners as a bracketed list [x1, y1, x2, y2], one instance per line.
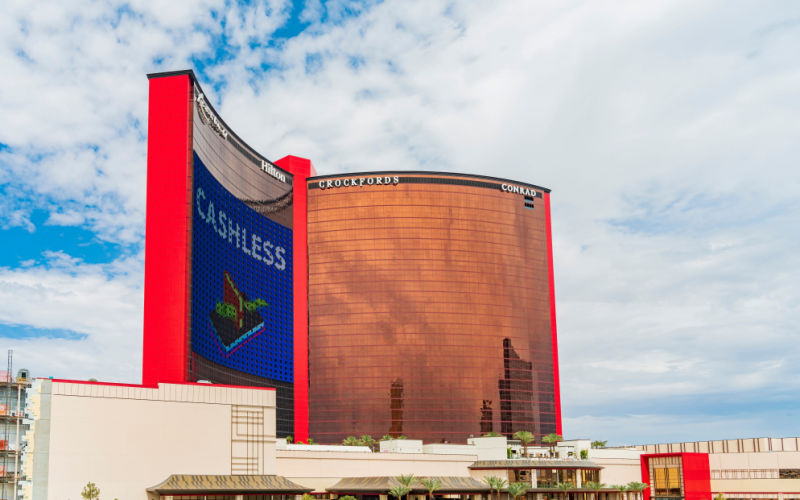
[500, 183, 541, 198]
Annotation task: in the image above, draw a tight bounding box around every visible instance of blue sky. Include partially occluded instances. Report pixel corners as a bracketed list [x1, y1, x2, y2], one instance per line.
[0, 0, 799, 445]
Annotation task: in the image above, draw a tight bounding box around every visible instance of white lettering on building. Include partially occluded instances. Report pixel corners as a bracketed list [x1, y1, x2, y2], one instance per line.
[195, 93, 228, 140]
[260, 160, 287, 183]
[318, 176, 400, 190]
[195, 187, 287, 271]
[500, 183, 540, 198]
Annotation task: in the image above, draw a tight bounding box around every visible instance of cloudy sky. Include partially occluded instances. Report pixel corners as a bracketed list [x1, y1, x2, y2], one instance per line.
[1, 0, 798, 445]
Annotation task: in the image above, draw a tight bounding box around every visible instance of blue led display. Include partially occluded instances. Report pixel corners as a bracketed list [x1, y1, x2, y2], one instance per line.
[190, 152, 293, 382]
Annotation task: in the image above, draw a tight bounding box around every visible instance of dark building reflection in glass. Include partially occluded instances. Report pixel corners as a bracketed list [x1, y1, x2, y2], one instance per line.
[499, 338, 536, 438]
[389, 378, 404, 437]
[306, 173, 560, 443]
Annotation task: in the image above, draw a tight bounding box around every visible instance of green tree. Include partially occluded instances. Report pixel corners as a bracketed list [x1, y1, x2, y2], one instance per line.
[340, 496, 358, 500]
[513, 430, 535, 458]
[395, 474, 416, 500]
[390, 485, 411, 500]
[507, 482, 529, 500]
[307, 438, 315, 445]
[580, 449, 589, 460]
[583, 481, 606, 500]
[359, 434, 377, 451]
[626, 482, 649, 500]
[591, 440, 607, 449]
[396, 474, 416, 488]
[555, 482, 573, 500]
[483, 431, 502, 437]
[714, 494, 726, 500]
[484, 475, 508, 500]
[302, 494, 315, 500]
[610, 485, 627, 500]
[81, 482, 100, 500]
[342, 436, 359, 446]
[542, 433, 563, 457]
[382, 434, 395, 441]
[420, 477, 442, 500]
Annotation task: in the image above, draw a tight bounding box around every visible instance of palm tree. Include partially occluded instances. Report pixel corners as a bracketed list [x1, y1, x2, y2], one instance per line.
[397, 474, 416, 489]
[626, 482, 648, 500]
[394, 475, 415, 500]
[484, 431, 502, 437]
[542, 433, 563, 458]
[381, 434, 394, 441]
[342, 436, 359, 446]
[610, 484, 627, 500]
[507, 482, 529, 500]
[513, 430, 535, 458]
[583, 481, 606, 500]
[359, 434, 377, 451]
[555, 482, 573, 500]
[420, 477, 442, 500]
[590, 440, 607, 449]
[390, 485, 411, 500]
[484, 475, 508, 500]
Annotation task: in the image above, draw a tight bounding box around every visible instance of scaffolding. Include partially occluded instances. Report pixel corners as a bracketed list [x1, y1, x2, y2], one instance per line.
[0, 350, 31, 500]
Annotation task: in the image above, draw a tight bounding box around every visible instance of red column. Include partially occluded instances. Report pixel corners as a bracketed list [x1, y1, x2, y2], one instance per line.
[274, 155, 316, 443]
[641, 456, 652, 500]
[142, 73, 193, 386]
[544, 192, 563, 435]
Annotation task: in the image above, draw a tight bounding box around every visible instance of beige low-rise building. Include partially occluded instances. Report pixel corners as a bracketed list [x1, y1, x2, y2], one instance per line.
[23, 379, 289, 500]
[634, 438, 800, 500]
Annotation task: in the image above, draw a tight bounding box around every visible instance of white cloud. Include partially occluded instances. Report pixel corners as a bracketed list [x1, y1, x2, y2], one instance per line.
[0, 252, 144, 382]
[0, 0, 798, 442]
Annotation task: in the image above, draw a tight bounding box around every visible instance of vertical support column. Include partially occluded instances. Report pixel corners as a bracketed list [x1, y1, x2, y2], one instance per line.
[274, 155, 316, 443]
[543, 192, 562, 435]
[142, 72, 194, 386]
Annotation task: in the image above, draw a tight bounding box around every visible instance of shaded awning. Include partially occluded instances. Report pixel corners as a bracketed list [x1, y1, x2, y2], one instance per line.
[147, 474, 313, 494]
[470, 459, 602, 470]
[327, 476, 490, 493]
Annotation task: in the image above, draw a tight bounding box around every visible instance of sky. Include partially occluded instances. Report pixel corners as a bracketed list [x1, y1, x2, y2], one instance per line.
[0, 0, 798, 446]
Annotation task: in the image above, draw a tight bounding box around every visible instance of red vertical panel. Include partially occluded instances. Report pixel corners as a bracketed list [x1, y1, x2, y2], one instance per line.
[641, 455, 652, 500]
[640, 453, 711, 500]
[142, 74, 193, 387]
[544, 192, 563, 434]
[275, 155, 316, 443]
[682, 453, 712, 500]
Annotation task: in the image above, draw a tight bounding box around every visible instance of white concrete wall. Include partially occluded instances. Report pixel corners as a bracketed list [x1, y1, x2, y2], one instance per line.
[276, 449, 477, 492]
[590, 449, 643, 486]
[710, 450, 800, 470]
[467, 437, 508, 460]
[380, 439, 424, 454]
[33, 380, 276, 500]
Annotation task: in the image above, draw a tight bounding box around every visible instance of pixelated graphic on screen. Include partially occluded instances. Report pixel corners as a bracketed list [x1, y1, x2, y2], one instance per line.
[191, 152, 294, 382]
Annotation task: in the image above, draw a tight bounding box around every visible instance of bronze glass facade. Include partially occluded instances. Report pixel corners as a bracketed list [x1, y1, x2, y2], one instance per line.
[306, 173, 560, 443]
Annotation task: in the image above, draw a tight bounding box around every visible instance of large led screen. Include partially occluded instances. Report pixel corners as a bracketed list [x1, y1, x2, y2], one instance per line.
[190, 152, 294, 382]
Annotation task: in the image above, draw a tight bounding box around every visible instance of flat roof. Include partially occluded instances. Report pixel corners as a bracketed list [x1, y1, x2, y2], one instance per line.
[470, 459, 602, 470]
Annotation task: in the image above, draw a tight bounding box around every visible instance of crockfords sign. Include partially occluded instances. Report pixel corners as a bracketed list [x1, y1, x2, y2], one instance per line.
[500, 183, 541, 198]
[318, 175, 400, 189]
[261, 160, 287, 183]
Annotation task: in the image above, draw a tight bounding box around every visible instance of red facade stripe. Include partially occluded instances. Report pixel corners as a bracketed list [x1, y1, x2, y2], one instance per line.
[142, 74, 193, 387]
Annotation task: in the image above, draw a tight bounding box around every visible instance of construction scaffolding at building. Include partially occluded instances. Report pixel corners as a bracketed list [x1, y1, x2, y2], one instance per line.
[1, 350, 31, 500]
